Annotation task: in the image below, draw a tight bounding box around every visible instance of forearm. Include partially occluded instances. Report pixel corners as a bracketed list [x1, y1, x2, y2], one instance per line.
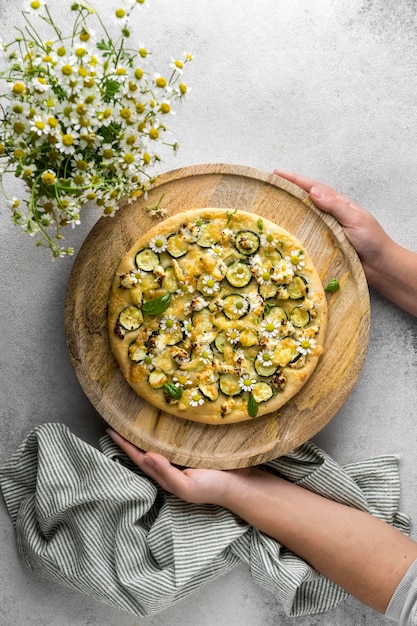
[367, 240, 417, 317]
[219, 469, 417, 613]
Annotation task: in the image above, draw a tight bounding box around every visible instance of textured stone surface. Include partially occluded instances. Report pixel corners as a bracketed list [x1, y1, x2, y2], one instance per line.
[1, 0, 417, 624]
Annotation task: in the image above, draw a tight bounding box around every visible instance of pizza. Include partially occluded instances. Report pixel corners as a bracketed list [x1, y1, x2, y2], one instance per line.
[108, 208, 327, 424]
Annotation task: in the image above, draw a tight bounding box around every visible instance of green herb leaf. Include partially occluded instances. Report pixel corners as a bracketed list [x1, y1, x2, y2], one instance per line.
[247, 393, 259, 418]
[325, 278, 340, 293]
[142, 293, 172, 315]
[257, 218, 263, 232]
[163, 382, 182, 400]
[226, 209, 237, 224]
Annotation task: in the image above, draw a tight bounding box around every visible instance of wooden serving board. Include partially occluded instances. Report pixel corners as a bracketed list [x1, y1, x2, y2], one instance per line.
[65, 164, 370, 469]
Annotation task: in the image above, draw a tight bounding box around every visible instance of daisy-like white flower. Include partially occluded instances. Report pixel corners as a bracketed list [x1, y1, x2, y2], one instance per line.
[189, 389, 205, 407]
[56, 130, 79, 154]
[226, 328, 240, 345]
[182, 318, 193, 336]
[239, 375, 256, 392]
[24, 0, 45, 14]
[260, 231, 278, 249]
[286, 249, 306, 271]
[160, 315, 178, 332]
[31, 75, 50, 93]
[172, 372, 192, 387]
[41, 169, 57, 186]
[169, 58, 184, 74]
[120, 269, 141, 288]
[260, 319, 279, 338]
[231, 297, 249, 316]
[210, 243, 223, 256]
[177, 281, 193, 296]
[271, 259, 295, 283]
[198, 346, 213, 364]
[257, 268, 272, 285]
[30, 115, 48, 136]
[149, 235, 168, 253]
[256, 350, 274, 366]
[297, 336, 316, 355]
[201, 274, 220, 295]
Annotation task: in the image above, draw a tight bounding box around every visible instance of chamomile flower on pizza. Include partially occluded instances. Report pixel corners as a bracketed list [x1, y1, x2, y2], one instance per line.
[108, 208, 327, 424]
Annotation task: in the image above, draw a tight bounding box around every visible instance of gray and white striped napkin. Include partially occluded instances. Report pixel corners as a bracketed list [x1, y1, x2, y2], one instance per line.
[0, 422, 411, 618]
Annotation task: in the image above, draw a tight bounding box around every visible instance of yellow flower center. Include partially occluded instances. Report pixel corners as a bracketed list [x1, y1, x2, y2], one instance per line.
[13, 122, 26, 134]
[160, 102, 171, 114]
[139, 47, 147, 58]
[61, 64, 73, 76]
[103, 149, 113, 159]
[123, 153, 135, 164]
[265, 323, 275, 332]
[79, 30, 91, 42]
[57, 46, 66, 57]
[62, 134, 75, 146]
[116, 67, 127, 75]
[179, 83, 187, 94]
[42, 171, 56, 185]
[115, 8, 126, 18]
[148, 128, 159, 140]
[34, 120, 45, 130]
[12, 82, 25, 95]
[120, 107, 132, 120]
[155, 76, 167, 88]
[30, 1, 41, 9]
[143, 152, 151, 164]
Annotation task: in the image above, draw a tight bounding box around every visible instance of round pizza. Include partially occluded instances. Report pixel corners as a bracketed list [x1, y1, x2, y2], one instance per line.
[108, 208, 327, 424]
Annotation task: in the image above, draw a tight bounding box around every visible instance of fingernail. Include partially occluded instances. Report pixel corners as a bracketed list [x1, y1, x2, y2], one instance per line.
[144, 454, 155, 467]
[310, 186, 322, 200]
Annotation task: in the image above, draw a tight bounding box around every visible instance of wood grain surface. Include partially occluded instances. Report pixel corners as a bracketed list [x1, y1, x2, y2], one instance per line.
[65, 164, 370, 469]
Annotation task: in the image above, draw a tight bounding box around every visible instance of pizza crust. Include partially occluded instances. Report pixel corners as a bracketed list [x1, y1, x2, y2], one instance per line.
[108, 208, 327, 424]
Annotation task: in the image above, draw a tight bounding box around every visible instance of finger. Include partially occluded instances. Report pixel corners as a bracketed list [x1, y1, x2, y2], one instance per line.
[273, 169, 320, 192]
[309, 186, 364, 227]
[107, 428, 193, 497]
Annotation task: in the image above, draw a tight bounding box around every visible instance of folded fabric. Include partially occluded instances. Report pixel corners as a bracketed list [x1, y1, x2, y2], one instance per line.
[0, 422, 411, 618]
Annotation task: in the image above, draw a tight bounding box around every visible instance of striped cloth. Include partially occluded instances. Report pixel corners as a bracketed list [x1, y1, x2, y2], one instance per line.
[0, 423, 411, 618]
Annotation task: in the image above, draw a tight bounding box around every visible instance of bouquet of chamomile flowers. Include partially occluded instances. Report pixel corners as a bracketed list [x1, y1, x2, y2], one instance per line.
[0, 0, 192, 257]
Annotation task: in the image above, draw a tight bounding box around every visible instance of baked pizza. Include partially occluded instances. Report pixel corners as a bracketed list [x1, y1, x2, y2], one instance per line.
[108, 208, 327, 424]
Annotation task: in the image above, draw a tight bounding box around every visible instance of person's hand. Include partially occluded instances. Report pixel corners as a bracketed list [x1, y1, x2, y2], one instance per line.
[107, 428, 251, 505]
[273, 169, 394, 285]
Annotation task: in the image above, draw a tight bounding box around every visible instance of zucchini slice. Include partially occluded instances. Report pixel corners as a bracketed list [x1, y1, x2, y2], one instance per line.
[235, 230, 260, 255]
[223, 294, 250, 319]
[287, 275, 308, 299]
[254, 357, 278, 377]
[239, 327, 258, 347]
[162, 266, 179, 293]
[225, 260, 252, 287]
[199, 382, 219, 402]
[118, 306, 144, 331]
[214, 331, 227, 353]
[135, 248, 160, 271]
[166, 232, 189, 258]
[219, 373, 241, 396]
[252, 381, 273, 403]
[128, 342, 147, 363]
[264, 305, 288, 323]
[197, 221, 218, 248]
[290, 306, 310, 328]
[164, 327, 183, 345]
[148, 370, 168, 388]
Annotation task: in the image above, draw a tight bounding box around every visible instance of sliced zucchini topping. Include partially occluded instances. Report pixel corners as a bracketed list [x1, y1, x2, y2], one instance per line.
[251, 381, 273, 403]
[197, 222, 218, 247]
[219, 373, 241, 396]
[235, 230, 260, 255]
[118, 306, 144, 331]
[225, 260, 252, 287]
[287, 275, 308, 299]
[223, 294, 250, 319]
[290, 306, 310, 328]
[166, 232, 189, 258]
[135, 248, 160, 271]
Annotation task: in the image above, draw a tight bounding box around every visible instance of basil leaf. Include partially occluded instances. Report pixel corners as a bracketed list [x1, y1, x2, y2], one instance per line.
[247, 393, 258, 418]
[142, 293, 172, 315]
[325, 278, 340, 293]
[163, 382, 182, 400]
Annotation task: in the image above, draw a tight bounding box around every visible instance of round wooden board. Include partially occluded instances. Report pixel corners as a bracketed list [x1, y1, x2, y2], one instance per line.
[65, 163, 370, 469]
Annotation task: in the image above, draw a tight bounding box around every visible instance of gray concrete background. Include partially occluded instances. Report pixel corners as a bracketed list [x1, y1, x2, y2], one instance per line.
[1, 0, 417, 624]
